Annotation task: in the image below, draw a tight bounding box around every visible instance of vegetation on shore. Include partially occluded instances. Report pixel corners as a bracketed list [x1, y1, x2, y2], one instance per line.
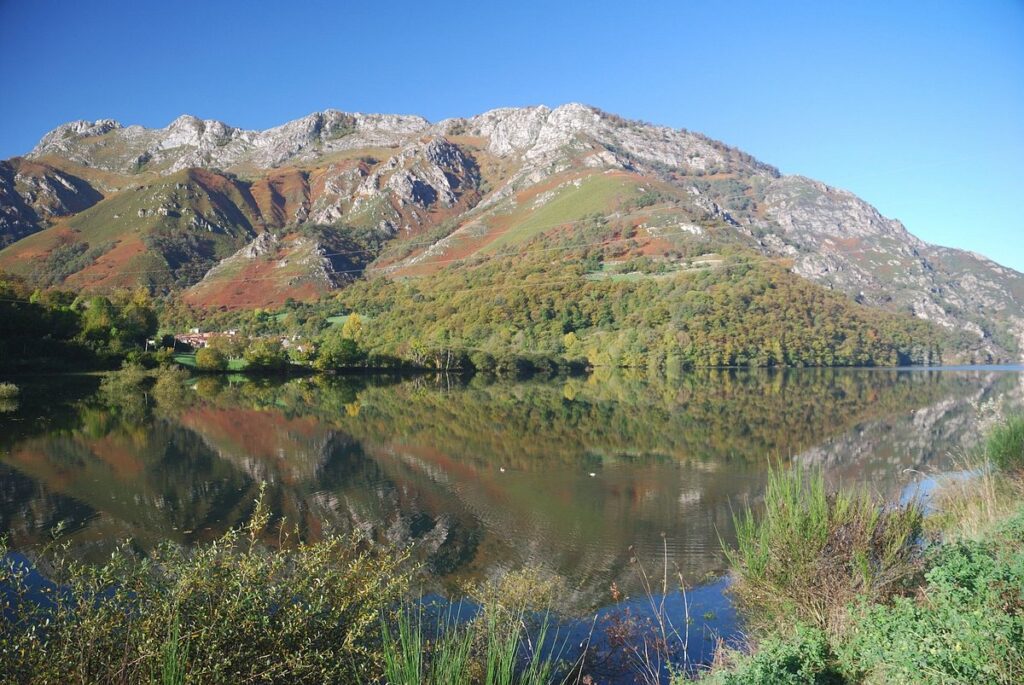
[704, 417, 1024, 684]
[724, 468, 924, 638]
[0, 493, 412, 684]
[5, 229, 964, 378]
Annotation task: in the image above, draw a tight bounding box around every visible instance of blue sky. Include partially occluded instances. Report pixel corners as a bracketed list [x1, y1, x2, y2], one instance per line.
[2, 1, 1022, 270]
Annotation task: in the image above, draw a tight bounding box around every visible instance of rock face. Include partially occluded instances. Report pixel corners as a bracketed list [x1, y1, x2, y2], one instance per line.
[4, 104, 1023, 356]
[0, 159, 103, 247]
[29, 110, 430, 174]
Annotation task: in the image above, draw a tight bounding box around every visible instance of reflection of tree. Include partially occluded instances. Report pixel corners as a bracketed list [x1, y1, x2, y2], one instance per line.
[1, 369, 1020, 609]
[333, 369, 986, 468]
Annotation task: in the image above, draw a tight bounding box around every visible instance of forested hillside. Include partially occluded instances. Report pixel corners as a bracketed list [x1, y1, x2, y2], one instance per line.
[3, 104, 1021, 367]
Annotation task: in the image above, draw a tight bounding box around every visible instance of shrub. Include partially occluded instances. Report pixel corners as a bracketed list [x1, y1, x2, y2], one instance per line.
[194, 346, 228, 371]
[987, 415, 1024, 473]
[699, 626, 844, 685]
[837, 515, 1024, 684]
[154, 346, 177, 366]
[0, 493, 411, 684]
[99, 361, 149, 394]
[315, 330, 365, 370]
[725, 468, 923, 637]
[152, 365, 194, 410]
[0, 381, 19, 398]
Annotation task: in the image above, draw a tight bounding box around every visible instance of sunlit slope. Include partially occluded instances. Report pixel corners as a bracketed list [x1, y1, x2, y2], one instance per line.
[2, 104, 1021, 357]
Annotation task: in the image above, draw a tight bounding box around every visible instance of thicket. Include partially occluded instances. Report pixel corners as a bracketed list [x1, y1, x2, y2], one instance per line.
[332, 243, 948, 371]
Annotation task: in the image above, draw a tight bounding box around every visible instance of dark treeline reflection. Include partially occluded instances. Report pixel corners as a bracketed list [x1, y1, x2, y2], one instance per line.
[1, 368, 1020, 609]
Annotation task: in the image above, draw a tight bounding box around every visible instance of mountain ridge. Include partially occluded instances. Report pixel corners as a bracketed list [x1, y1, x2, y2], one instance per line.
[2, 104, 1022, 360]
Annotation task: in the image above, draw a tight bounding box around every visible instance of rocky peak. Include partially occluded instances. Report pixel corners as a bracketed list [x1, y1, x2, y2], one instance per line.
[32, 119, 123, 157]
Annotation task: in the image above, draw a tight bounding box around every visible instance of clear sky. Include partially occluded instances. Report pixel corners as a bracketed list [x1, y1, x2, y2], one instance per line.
[2, 1, 1022, 270]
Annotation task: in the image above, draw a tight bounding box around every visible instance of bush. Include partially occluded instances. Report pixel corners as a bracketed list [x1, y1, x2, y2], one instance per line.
[195, 346, 228, 372]
[154, 346, 177, 366]
[99, 361, 149, 394]
[837, 513, 1024, 684]
[700, 626, 844, 685]
[0, 382, 19, 398]
[0, 493, 411, 684]
[725, 468, 923, 637]
[987, 415, 1024, 473]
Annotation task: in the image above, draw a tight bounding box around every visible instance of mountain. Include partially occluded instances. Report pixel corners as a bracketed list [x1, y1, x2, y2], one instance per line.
[1, 104, 1021, 360]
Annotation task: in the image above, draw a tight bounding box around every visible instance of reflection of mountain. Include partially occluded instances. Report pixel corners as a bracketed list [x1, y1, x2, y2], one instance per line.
[2, 415, 254, 551]
[794, 371, 1024, 490]
[1, 369, 1021, 607]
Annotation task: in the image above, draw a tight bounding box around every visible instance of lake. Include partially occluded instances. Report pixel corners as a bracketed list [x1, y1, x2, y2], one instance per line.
[1, 366, 1022, 671]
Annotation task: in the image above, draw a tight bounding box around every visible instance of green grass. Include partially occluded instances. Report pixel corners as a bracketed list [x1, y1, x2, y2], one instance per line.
[708, 417, 1024, 684]
[380, 604, 564, 685]
[837, 514, 1024, 684]
[324, 314, 373, 327]
[707, 508, 1024, 684]
[485, 174, 645, 252]
[173, 353, 248, 371]
[0, 491, 411, 684]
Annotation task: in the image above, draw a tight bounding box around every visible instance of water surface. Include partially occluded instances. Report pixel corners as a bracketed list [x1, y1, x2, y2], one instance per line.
[1, 367, 1021, 615]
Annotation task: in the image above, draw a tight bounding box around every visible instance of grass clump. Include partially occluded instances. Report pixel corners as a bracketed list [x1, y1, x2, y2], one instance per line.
[725, 467, 923, 637]
[378, 567, 570, 684]
[711, 417, 1024, 684]
[986, 414, 1024, 473]
[0, 381, 19, 398]
[380, 606, 562, 685]
[0, 492, 411, 684]
[928, 414, 1024, 541]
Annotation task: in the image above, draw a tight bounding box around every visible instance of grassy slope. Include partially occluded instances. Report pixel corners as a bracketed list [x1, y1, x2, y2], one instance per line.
[484, 172, 648, 252]
[0, 169, 261, 289]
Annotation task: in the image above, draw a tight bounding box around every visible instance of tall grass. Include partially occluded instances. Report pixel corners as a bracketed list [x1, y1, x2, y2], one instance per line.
[379, 604, 564, 685]
[724, 467, 923, 637]
[929, 415, 1024, 541]
[986, 414, 1024, 473]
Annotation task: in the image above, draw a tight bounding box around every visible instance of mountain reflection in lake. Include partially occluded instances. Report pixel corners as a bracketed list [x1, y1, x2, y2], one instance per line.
[1, 368, 1022, 612]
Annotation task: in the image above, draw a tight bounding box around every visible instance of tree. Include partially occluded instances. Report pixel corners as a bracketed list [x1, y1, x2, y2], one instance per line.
[314, 330, 365, 370]
[342, 313, 365, 342]
[195, 347, 228, 372]
[207, 334, 245, 359]
[243, 339, 288, 372]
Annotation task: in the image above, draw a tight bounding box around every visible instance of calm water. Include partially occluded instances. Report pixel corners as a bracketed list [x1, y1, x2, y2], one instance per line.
[1, 367, 1022, 622]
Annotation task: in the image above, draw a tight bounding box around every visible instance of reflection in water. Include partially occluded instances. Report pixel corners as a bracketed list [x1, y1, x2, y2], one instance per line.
[1, 368, 1022, 611]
